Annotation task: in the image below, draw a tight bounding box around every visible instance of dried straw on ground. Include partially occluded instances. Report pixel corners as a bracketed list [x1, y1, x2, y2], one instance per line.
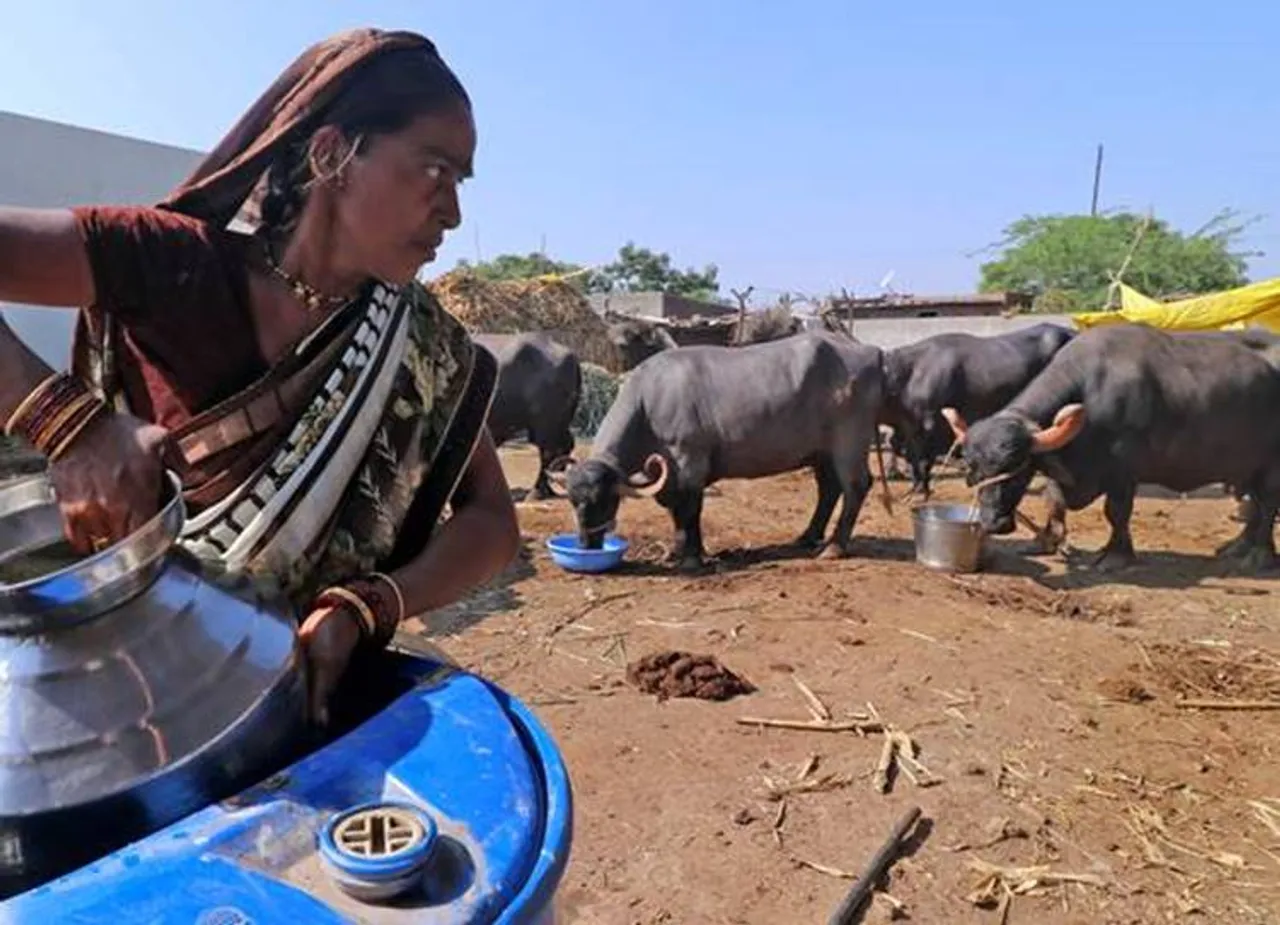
[428, 270, 623, 372]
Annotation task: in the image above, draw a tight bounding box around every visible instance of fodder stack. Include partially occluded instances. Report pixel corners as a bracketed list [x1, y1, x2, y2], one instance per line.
[429, 270, 623, 372]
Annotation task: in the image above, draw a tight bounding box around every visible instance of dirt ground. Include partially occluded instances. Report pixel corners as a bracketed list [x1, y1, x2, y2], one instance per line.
[411, 444, 1280, 925]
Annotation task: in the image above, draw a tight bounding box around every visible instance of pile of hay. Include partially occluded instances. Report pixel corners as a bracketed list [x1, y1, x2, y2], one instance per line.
[572, 364, 622, 439]
[429, 270, 623, 371]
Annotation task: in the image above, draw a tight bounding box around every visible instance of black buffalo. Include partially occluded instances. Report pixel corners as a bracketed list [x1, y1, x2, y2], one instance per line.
[552, 332, 886, 569]
[475, 333, 581, 500]
[942, 324, 1280, 572]
[880, 323, 1075, 500]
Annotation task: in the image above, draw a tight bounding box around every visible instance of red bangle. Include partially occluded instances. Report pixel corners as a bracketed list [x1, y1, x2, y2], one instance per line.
[314, 577, 403, 650]
[5, 372, 108, 460]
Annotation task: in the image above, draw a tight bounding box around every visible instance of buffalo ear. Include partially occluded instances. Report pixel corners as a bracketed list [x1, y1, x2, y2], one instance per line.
[1031, 404, 1086, 454]
[940, 407, 968, 443]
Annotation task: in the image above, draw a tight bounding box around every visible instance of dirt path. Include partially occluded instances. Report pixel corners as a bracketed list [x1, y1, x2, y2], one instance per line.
[410, 445, 1280, 924]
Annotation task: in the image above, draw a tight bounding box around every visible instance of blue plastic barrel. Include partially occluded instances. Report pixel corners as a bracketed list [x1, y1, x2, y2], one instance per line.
[1, 650, 573, 923]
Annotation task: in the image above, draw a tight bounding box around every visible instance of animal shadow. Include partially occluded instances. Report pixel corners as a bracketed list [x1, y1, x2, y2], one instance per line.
[1046, 547, 1278, 591]
[420, 537, 537, 637]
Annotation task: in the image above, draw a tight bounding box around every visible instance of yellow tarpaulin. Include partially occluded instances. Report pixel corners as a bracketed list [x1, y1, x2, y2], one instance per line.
[1073, 277, 1280, 332]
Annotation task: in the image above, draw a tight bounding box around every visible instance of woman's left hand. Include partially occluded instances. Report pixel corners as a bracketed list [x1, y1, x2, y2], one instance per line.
[298, 605, 363, 726]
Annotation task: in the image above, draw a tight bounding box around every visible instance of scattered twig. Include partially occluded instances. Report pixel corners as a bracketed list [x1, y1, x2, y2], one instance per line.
[766, 772, 858, 801]
[773, 800, 788, 848]
[872, 735, 896, 794]
[796, 856, 857, 880]
[635, 618, 703, 630]
[966, 858, 1105, 923]
[1248, 800, 1280, 838]
[793, 675, 833, 722]
[529, 696, 578, 707]
[1174, 698, 1280, 711]
[545, 590, 636, 639]
[944, 818, 1030, 853]
[737, 717, 884, 734]
[897, 627, 956, 651]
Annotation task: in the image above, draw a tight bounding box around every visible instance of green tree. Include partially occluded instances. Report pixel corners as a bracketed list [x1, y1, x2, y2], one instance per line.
[595, 242, 720, 299]
[452, 243, 722, 300]
[978, 210, 1257, 313]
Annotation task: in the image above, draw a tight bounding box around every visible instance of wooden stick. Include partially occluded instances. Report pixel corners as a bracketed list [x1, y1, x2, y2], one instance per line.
[1174, 699, 1280, 711]
[827, 806, 924, 925]
[737, 717, 884, 733]
[793, 676, 833, 721]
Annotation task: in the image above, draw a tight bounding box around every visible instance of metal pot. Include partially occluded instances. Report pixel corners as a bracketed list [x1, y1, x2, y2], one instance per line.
[912, 502, 985, 573]
[0, 471, 306, 896]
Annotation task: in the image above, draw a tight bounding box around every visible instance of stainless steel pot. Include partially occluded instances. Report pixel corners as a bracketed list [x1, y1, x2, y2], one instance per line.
[0, 471, 307, 895]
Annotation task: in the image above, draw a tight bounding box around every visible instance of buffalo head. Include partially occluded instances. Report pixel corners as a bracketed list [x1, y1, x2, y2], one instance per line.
[941, 403, 1085, 535]
[547, 453, 670, 548]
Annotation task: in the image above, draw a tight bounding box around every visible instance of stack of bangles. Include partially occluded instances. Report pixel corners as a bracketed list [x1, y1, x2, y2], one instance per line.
[4, 371, 110, 462]
[313, 572, 407, 650]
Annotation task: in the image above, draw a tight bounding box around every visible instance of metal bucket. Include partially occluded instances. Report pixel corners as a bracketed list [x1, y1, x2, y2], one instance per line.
[912, 502, 985, 573]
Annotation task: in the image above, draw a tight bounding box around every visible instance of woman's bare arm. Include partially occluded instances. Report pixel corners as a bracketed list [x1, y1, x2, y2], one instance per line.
[0, 207, 97, 419]
[1, 208, 168, 549]
[0, 207, 96, 308]
[389, 430, 521, 619]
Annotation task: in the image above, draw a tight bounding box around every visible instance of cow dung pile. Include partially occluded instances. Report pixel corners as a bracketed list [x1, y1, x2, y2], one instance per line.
[429, 270, 623, 372]
[572, 363, 623, 439]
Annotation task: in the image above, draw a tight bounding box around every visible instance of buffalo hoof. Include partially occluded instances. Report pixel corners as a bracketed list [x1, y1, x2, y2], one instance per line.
[792, 532, 825, 550]
[1032, 531, 1066, 556]
[674, 555, 706, 574]
[816, 543, 850, 561]
[1232, 547, 1278, 575]
[528, 487, 554, 502]
[1090, 547, 1136, 573]
[1215, 533, 1253, 560]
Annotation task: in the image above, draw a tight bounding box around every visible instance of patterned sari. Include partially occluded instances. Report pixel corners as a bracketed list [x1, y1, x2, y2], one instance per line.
[77, 280, 496, 610]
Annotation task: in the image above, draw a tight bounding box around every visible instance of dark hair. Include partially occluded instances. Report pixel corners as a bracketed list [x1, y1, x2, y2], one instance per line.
[258, 48, 470, 240]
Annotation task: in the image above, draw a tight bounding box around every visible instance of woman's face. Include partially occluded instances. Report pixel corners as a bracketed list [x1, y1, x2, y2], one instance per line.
[330, 99, 476, 286]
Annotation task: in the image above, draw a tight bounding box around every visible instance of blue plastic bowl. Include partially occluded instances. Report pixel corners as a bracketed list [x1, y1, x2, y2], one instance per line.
[545, 533, 629, 573]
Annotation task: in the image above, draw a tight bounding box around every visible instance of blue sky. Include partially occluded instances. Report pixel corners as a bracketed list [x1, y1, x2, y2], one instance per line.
[2, 0, 1277, 302]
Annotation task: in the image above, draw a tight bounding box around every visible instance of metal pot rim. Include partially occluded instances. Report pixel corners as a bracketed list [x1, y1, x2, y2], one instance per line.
[0, 470, 186, 631]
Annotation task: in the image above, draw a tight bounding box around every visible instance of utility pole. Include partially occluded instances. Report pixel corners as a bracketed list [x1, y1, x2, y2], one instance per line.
[1090, 144, 1104, 217]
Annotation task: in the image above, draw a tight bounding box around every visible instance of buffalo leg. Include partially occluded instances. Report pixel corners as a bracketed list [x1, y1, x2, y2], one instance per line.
[1035, 480, 1068, 554]
[795, 460, 841, 548]
[823, 454, 872, 558]
[668, 490, 706, 571]
[1092, 483, 1137, 571]
[1233, 475, 1278, 573]
[529, 427, 574, 501]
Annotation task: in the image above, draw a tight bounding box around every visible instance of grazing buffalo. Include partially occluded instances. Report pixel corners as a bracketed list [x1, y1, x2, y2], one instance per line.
[941, 324, 1280, 573]
[606, 317, 678, 371]
[881, 323, 1076, 499]
[475, 333, 581, 500]
[551, 332, 886, 569]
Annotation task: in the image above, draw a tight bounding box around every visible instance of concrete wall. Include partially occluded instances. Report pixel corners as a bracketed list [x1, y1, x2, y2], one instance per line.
[588, 291, 737, 320]
[842, 313, 1076, 351]
[0, 111, 204, 365]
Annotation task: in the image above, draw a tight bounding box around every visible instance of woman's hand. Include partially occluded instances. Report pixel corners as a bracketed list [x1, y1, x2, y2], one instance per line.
[298, 605, 364, 727]
[48, 412, 169, 554]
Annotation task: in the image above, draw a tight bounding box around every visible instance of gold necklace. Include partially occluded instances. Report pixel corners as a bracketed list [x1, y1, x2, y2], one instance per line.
[263, 245, 352, 313]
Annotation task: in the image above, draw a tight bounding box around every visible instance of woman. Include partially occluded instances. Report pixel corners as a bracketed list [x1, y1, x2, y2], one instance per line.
[0, 28, 520, 723]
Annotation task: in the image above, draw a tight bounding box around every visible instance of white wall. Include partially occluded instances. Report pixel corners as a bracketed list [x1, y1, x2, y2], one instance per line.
[0, 111, 204, 366]
[846, 314, 1077, 351]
